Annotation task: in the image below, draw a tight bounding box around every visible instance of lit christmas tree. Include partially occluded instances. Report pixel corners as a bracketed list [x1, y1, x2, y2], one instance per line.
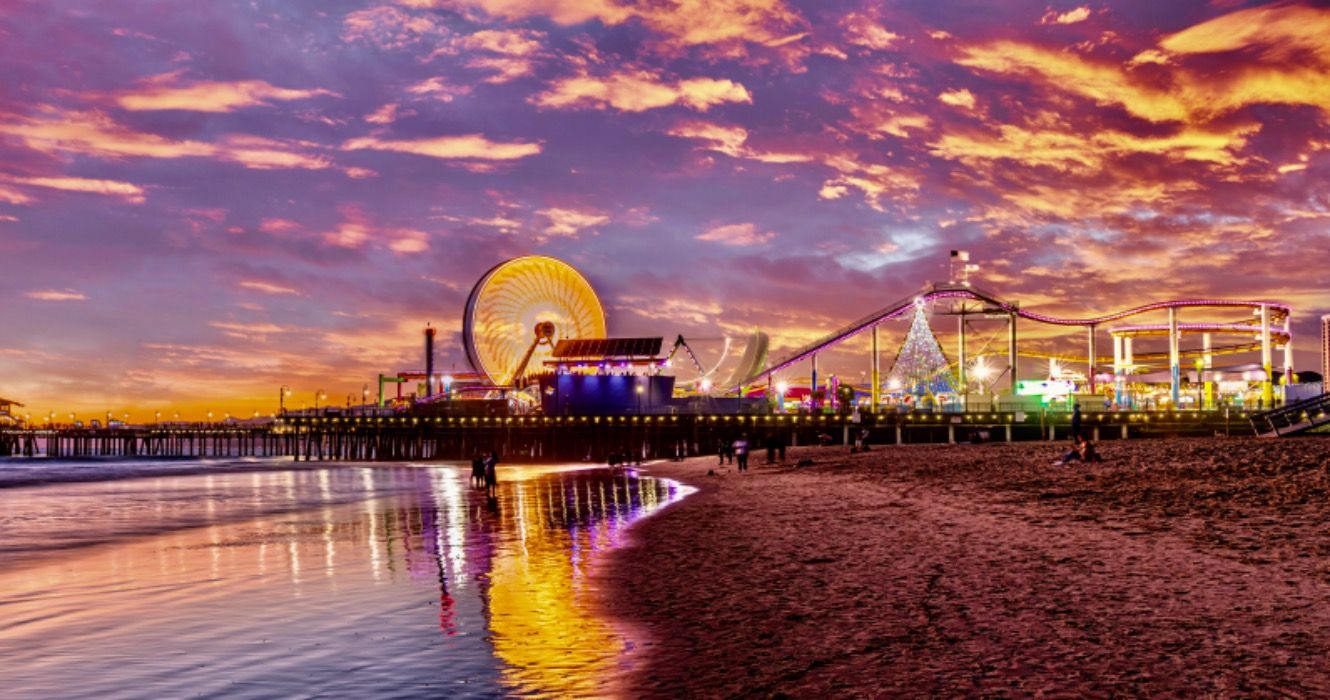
[886, 303, 957, 397]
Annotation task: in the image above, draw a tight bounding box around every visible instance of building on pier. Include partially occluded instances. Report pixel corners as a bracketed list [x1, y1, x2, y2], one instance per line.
[0, 396, 23, 426]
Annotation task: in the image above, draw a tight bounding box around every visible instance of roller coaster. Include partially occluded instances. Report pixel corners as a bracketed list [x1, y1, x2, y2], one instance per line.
[732, 282, 1294, 408]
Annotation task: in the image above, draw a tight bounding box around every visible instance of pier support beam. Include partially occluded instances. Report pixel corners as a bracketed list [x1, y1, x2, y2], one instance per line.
[1169, 307, 1180, 407]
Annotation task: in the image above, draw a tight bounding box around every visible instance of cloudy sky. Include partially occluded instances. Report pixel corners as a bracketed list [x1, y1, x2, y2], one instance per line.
[1, 0, 1328, 419]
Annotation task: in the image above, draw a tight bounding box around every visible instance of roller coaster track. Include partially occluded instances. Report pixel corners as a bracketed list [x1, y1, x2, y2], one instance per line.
[731, 282, 1291, 391]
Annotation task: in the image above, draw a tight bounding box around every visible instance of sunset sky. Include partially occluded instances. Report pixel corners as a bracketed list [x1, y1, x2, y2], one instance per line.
[2, 0, 1328, 419]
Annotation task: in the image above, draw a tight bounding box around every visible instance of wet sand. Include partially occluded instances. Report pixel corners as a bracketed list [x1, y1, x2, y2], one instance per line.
[605, 438, 1330, 697]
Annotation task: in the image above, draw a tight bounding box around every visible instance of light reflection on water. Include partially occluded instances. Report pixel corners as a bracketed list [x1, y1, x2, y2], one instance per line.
[0, 462, 691, 699]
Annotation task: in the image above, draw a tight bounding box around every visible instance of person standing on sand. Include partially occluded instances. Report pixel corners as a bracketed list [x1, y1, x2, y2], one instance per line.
[470, 453, 485, 487]
[484, 451, 499, 498]
[1070, 403, 1083, 441]
[734, 435, 749, 472]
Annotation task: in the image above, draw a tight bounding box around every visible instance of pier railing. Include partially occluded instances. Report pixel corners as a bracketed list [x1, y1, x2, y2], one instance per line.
[1249, 392, 1330, 437]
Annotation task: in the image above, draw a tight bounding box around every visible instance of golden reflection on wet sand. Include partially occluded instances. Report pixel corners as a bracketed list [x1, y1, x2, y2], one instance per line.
[0, 463, 691, 699]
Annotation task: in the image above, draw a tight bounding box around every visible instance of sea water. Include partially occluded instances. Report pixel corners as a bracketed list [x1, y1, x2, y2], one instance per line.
[0, 458, 691, 698]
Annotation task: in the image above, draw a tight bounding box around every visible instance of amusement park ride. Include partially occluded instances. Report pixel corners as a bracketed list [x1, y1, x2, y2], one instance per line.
[375, 253, 1303, 416]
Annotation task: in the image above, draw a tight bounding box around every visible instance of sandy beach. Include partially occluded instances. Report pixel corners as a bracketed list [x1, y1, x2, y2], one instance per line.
[603, 437, 1330, 697]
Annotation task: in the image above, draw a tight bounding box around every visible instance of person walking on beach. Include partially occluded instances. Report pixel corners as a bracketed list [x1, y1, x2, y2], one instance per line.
[734, 435, 749, 472]
[1070, 403, 1083, 441]
[484, 451, 499, 498]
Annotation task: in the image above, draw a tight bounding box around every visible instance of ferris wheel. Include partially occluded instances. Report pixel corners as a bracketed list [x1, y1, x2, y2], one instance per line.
[463, 256, 607, 387]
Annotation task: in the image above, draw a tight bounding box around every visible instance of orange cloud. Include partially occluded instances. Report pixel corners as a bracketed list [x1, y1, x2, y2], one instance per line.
[955, 41, 1189, 123]
[841, 12, 900, 50]
[437, 0, 800, 50]
[342, 4, 448, 49]
[963, 5, 1330, 124]
[341, 133, 542, 160]
[929, 119, 1257, 171]
[0, 108, 335, 171]
[25, 289, 87, 301]
[365, 103, 401, 124]
[696, 222, 775, 246]
[115, 72, 336, 112]
[533, 70, 751, 112]
[217, 135, 332, 170]
[4, 175, 145, 203]
[457, 28, 543, 55]
[668, 120, 811, 163]
[817, 156, 920, 210]
[938, 88, 976, 110]
[1157, 3, 1330, 60]
[466, 55, 537, 83]
[405, 77, 472, 101]
[0, 107, 214, 159]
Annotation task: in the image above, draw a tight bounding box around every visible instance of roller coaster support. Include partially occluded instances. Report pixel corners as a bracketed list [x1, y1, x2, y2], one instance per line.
[871, 326, 880, 410]
[1203, 333, 1214, 409]
[1008, 312, 1018, 396]
[810, 353, 819, 410]
[1283, 313, 1293, 390]
[957, 314, 966, 406]
[1113, 335, 1124, 406]
[1261, 303, 1273, 407]
[1087, 325, 1097, 394]
[1169, 307, 1181, 406]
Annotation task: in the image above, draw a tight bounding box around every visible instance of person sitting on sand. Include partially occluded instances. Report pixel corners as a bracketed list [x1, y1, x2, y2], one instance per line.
[1053, 435, 1102, 466]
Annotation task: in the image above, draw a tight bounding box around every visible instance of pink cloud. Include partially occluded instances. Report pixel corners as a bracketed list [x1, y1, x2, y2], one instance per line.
[238, 280, 300, 295]
[3, 175, 146, 203]
[1040, 6, 1092, 25]
[538, 207, 609, 239]
[24, 289, 87, 301]
[696, 222, 775, 246]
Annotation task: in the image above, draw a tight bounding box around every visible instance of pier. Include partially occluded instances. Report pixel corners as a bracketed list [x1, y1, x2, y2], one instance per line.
[1, 409, 1263, 461]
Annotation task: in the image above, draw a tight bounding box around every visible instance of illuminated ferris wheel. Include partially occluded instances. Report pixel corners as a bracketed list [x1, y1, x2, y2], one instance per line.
[463, 256, 607, 387]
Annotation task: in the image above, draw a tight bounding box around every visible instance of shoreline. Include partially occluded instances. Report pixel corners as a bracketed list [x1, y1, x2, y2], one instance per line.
[600, 437, 1330, 697]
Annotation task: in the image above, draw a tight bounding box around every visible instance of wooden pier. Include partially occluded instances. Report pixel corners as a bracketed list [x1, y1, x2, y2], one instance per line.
[0, 409, 1261, 461]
